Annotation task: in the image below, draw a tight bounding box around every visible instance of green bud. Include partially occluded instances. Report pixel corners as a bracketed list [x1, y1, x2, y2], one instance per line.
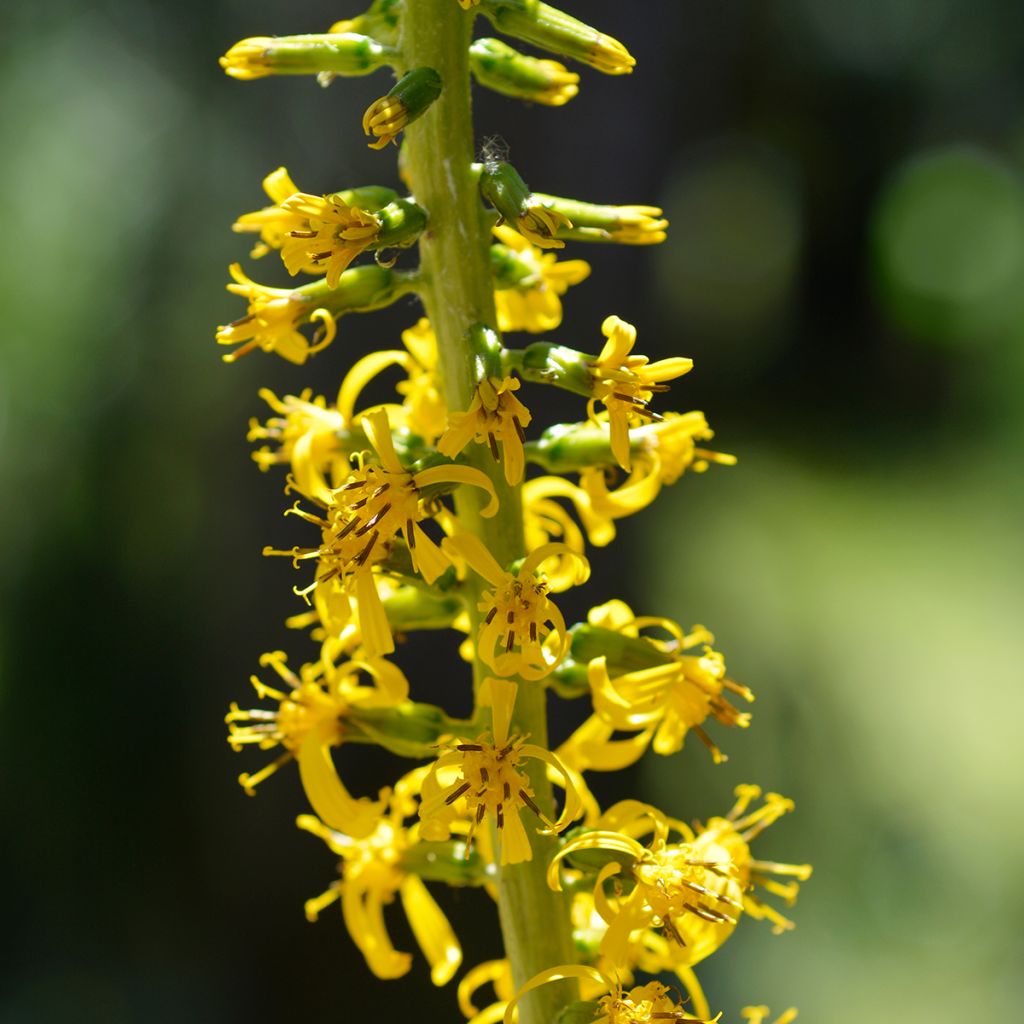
[401, 840, 496, 887]
[318, 263, 410, 312]
[568, 622, 672, 675]
[469, 37, 579, 106]
[220, 33, 396, 80]
[504, 341, 595, 397]
[382, 581, 462, 632]
[478, 0, 635, 75]
[524, 420, 627, 473]
[375, 197, 430, 252]
[364, 66, 442, 149]
[346, 701, 453, 758]
[468, 322, 504, 380]
[332, 184, 399, 212]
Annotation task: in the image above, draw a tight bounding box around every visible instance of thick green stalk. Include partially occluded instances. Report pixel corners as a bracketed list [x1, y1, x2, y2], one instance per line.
[398, 4, 579, 1022]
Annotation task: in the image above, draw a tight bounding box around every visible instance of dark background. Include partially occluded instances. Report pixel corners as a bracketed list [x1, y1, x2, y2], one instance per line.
[2, 0, 1022, 1020]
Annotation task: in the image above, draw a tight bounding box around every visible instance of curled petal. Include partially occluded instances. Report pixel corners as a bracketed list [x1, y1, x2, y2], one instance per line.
[414, 464, 499, 517]
[297, 725, 384, 838]
[342, 877, 412, 979]
[399, 875, 462, 986]
[337, 350, 409, 421]
[442, 532, 506, 586]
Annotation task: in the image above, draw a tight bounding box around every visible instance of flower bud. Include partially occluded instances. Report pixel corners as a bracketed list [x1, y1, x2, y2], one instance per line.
[478, 0, 635, 75]
[469, 37, 579, 106]
[220, 33, 396, 80]
[479, 161, 572, 249]
[363, 66, 443, 149]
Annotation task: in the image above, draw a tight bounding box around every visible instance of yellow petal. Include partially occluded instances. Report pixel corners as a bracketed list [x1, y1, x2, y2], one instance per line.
[413, 464, 499, 518]
[480, 677, 518, 745]
[337, 350, 408, 422]
[342, 878, 412, 979]
[399, 874, 462, 986]
[297, 725, 383, 838]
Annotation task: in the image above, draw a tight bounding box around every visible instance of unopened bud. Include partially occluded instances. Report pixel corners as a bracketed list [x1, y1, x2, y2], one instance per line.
[470, 37, 579, 106]
[220, 33, 396, 80]
[363, 66, 442, 149]
[478, 0, 635, 75]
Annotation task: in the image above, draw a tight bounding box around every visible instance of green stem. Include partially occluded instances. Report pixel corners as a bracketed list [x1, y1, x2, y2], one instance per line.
[398, 4, 578, 1022]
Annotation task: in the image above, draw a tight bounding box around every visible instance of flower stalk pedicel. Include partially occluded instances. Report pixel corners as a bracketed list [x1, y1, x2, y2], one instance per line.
[216, 3, 811, 1023]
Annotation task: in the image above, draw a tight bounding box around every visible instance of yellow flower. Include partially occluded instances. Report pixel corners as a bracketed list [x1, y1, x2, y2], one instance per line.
[578, 412, 736, 525]
[588, 316, 694, 471]
[457, 0, 481, 7]
[443, 533, 588, 680]
[419, 679, 582, 865]
[216, 263, 337, 364]
[492, 224, 590, 333]
[234, 169, 382, 287]
[549, 790, 811, 968]
[559, 599, 754, 770]
[742, 1009, 798, 1024]
[438, 375, 532, 485]
[266, 409, 497, 657]
[247, 388, 349, 498]
[516, 196, 572, 249]
[226, 650, 407, 836]
[697, 785, 813, 934]
[299, 769, 462, 985]
[503, 964, 719, 1024]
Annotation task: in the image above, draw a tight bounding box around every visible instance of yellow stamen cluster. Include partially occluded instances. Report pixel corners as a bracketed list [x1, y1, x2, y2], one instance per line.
[516, 198, 572, 249]
[216, 263, 336, 364]
[421, 680, 582, 865]
[439, 376, 533, 485]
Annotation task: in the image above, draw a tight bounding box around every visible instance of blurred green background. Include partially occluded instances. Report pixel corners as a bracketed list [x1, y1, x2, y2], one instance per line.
[2, 0, 1022, 1020]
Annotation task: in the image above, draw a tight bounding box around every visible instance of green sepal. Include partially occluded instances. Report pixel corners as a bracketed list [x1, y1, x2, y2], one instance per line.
[346, 701, 454, 757]
[524, 421, 617, 472]
[401, 839, 497, 887]
[549, 657, 589, 698]
[331, 184, 399, 212]
[490, 242, 536, 289]
[568, 622, 673, 675]
[504, 341, 594, 397]
[383, 582, 462, 632]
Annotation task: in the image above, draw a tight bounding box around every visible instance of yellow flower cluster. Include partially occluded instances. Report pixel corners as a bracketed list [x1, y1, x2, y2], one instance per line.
[215, 4, 810, 1023]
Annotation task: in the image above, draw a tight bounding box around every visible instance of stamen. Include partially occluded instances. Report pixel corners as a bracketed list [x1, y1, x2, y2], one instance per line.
[445, 781, 471, 805]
